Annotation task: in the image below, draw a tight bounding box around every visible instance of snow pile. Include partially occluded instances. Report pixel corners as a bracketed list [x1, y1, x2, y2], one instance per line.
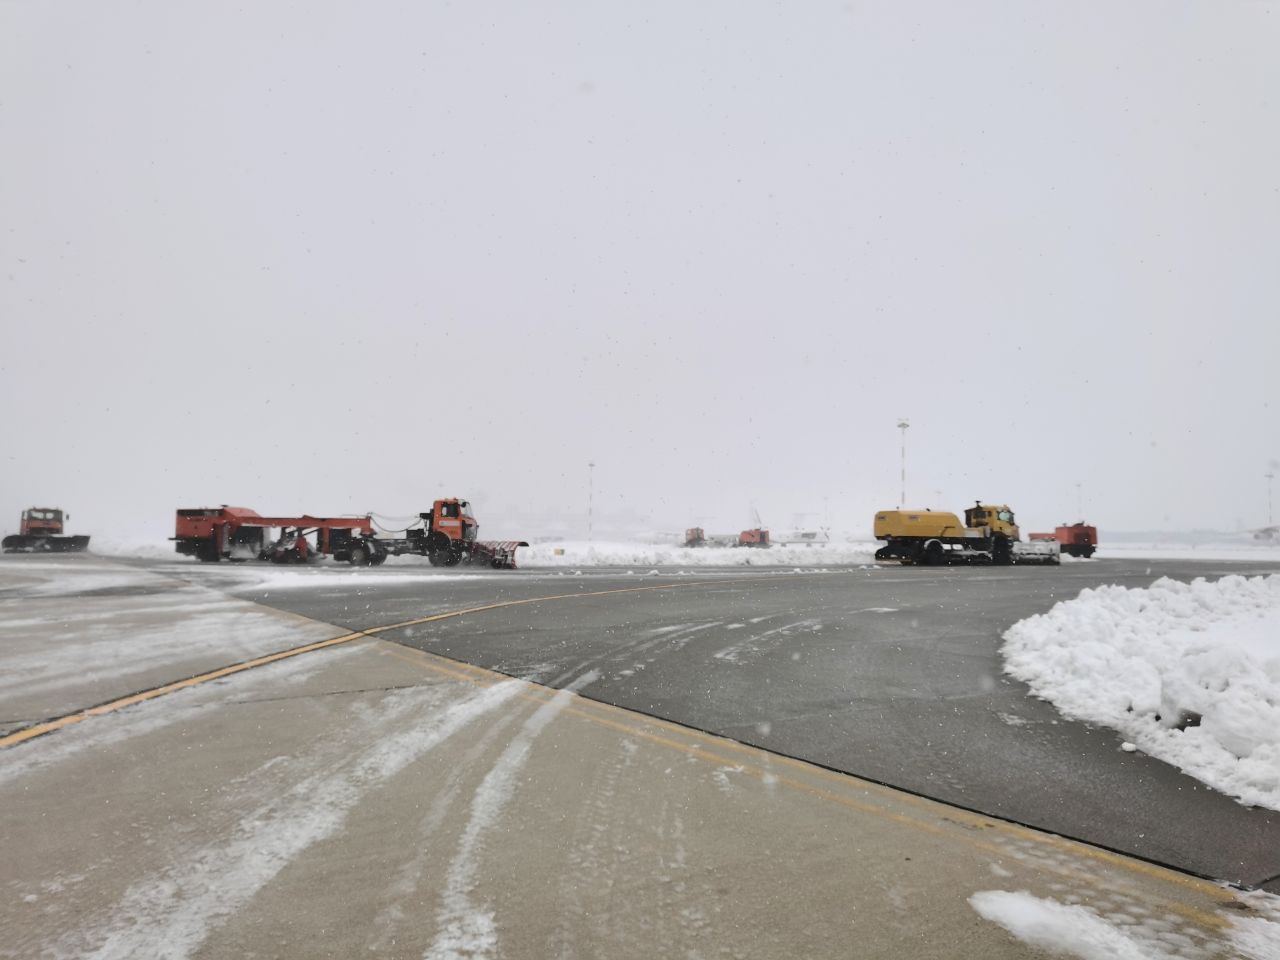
[517, 539, 879, 567]
[969, 891, 1155, 959]
[970, 889, 1280, 960]
[90, 537, 177, 560]
[1002, 575, 1280, 810]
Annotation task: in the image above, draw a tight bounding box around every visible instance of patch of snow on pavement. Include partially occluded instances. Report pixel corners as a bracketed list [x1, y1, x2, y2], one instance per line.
[1228, 889, 1280, 960]
[0, 559, 351, 724]
[969, 890, 1165, 959]
[1001, 575, 1280, 810]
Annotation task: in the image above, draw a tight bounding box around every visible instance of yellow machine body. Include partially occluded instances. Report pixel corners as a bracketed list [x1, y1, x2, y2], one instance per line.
[873, 510, 966, 540]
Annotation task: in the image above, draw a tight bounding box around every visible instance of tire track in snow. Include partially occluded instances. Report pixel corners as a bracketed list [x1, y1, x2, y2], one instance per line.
[366, 709, 523, 954]
[50, 680, 521, 960]
[552, 738, 640, 957]
[712, 619, 823, 664]
[424, 672, 598, 960]
[549, 621, 723, 687]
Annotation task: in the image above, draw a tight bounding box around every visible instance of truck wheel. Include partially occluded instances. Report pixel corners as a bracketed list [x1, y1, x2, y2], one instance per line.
[426, 531, 452, 566]
[348, 543, 370, 566]
[1081, 547, 1094, 558]
[196, 541, 221, 563]
[370, 545, 388, 566]
[923, 540, 944, 566]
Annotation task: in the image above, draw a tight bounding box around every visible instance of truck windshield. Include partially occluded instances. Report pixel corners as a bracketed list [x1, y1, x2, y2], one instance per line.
[998, 511, 1013, 522]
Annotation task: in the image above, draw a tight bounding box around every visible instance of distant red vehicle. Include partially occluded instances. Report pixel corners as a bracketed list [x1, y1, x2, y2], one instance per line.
[1030, 522, 1098, 558]
[737, 528, 771, 548]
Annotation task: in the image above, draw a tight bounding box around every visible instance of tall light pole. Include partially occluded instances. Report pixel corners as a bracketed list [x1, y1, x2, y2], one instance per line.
[1267, 470, 1275, 527]
[897, 419, 910, 507]
[588, 461, 596, 543]
[1075, 482, 1083, 520]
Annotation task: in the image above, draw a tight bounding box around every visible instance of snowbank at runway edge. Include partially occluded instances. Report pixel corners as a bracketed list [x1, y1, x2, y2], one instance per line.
[1101, 541, 1280, 563]
[1001, 574, 1280, 810]
[92, 536, 879, 567]
[515, 539, 879, 567]
[90, 536, 176, 560]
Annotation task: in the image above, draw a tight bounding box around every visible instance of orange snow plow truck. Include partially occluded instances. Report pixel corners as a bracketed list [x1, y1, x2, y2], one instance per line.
[2, 507, 90, 553]
[172, 499, 528, 568]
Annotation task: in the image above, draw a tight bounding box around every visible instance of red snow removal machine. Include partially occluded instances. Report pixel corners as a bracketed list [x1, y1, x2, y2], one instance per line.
[2, 507, 90, 553]
[1030, 522, 1098, 558]
[172, 498, 528, 568]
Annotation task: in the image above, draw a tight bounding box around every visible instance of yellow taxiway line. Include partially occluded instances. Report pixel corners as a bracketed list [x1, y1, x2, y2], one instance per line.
[0, 574, 779, 750]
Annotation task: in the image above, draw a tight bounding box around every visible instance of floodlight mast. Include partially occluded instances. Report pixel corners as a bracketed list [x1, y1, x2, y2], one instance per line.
[897, 419, 910, 507]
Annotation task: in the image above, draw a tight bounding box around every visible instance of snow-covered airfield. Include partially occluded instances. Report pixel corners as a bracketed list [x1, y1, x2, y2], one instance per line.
[5, 547, 1280, 959]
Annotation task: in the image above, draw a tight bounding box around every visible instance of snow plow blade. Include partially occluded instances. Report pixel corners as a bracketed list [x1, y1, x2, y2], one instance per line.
[468, 540, 529, 569]
[1011, 541, 1059, 565]
[2, 534, 91, 554]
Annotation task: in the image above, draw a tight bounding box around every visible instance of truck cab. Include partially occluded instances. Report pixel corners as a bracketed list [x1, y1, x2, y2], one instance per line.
[964, 503, 1019, 540]
[21, 508, 65, 536]
[423, 498, 478, 543]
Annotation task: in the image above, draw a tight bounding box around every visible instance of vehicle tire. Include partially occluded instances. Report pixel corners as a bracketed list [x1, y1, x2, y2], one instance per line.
[874, 546, 890, 561]
[196, 541, 221, 563]
[442, 549, 463, 567]
[370, 545, 388, 566]
[1081, 547, 1095, 558]
[426, 531, 453, 566]
[992, 536, 1012, 565]
[923, 540, 945, 566]
[348, 543, 370, 566]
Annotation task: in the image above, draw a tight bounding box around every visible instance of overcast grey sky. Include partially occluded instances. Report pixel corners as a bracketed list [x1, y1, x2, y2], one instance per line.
[2, 1, 1277, 545]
